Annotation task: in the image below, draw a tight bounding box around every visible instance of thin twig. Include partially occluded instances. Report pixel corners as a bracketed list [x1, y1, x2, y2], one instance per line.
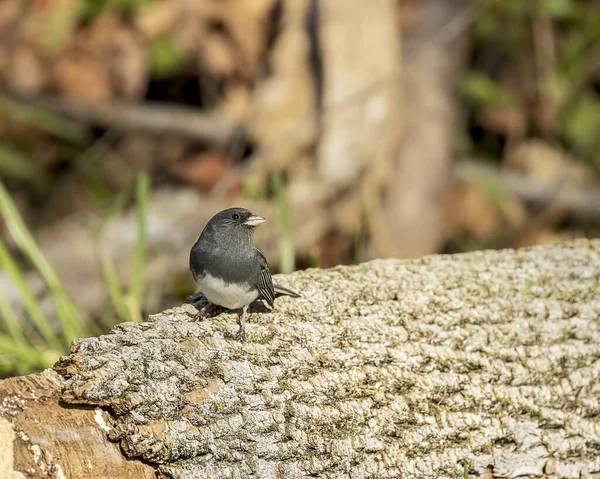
[455, 160, 600, 220]
[8, 95, 240, 147]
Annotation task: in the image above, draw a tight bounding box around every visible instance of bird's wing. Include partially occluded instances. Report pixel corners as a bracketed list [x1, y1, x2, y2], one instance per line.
[255, 249, 275, 307]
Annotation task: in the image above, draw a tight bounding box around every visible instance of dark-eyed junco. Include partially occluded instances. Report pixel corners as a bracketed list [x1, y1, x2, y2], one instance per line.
[189, 207, 301, 340]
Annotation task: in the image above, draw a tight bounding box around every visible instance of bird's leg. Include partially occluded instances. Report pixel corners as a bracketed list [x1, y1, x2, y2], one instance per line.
[235, 305, 248, 342]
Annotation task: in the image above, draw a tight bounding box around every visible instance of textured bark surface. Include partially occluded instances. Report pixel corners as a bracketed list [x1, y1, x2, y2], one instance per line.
[0, 369, 155, 478]
[0, 417, 14, 478]
[2, 241, 600, 478]
[43, 240, 600, 478]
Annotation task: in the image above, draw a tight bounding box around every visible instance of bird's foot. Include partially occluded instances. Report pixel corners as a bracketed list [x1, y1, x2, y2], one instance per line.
[234, 326, 246, 343]
[188, 301, 218, 321]
[234, 305, 248, 342]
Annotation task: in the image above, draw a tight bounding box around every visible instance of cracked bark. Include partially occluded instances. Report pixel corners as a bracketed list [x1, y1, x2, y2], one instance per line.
[2, 240, 600, 478]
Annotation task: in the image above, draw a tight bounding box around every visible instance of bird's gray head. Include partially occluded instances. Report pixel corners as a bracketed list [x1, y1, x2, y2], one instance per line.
[205, 207, 265, 236]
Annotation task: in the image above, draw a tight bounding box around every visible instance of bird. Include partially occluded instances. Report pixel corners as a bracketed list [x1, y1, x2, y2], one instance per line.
[189, 207, 301, 340]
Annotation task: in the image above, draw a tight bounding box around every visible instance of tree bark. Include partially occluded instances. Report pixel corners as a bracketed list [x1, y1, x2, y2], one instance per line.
[0, 369, 155, 478]
[2, 240, 600, 478]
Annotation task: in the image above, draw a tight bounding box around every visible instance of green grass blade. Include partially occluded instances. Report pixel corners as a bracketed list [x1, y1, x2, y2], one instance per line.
[310, 245, 321, 269]
[125, 296, 143, 323]
[53, 294, 87, 340]
[145, 270, 164, 317]
[354, 211, 368, 265]
[0, 96, 89, 144]
[129, 172, 149, 309]
[0, 334, 53, 376]
[101, 253, 132, 323]
[0, 143, 50, 185]
[0, 278, 26, 344]
[0, 238, 61, 350]
[0, 179, 87, 341]
[270, 172, 295, 274]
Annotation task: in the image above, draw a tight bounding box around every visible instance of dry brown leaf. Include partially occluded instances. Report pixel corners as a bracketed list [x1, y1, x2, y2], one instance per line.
[217, 82, 251, 121]
[169, 152, 231, 191]
[398, 0, 420, 30]
[0, 0, 78, 95]
[530, 99, 558, 134]
[53, 14, 147, 102]
[54, 56, 112, 102]
[445, 184, 501, 241]
[0, 0, 20, 34]
[135, 1, 182, 39]
[202, 32, 237, 78]
[249, 0, 315, 170]
[85, 15, 148, 99]
[515, 229, 575, 248]
[135, 0, 274, 82]
[500, 195, 527, 230]
[506, 139, 595, 186]
[210, 0, 275, 79]
[168, 4, 206, 55]
[6, 47, 48, 96]
[477, 106, 526, 138]
[318, 233, 354, 268]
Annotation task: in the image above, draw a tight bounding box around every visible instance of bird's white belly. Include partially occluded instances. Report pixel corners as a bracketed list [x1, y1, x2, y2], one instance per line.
[199, 274, 258, 310]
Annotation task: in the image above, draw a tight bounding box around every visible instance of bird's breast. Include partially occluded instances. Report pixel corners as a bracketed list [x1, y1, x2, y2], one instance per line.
[198, 274, 259, 310]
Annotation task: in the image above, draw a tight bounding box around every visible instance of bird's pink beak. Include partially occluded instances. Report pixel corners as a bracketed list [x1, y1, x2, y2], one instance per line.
[244, 215, 266, 226]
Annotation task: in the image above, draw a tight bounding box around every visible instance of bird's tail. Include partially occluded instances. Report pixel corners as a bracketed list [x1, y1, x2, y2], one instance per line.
[274, 284, 302, 298]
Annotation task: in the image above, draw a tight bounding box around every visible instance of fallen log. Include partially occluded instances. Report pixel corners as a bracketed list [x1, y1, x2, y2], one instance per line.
[2, 240, 600, 478]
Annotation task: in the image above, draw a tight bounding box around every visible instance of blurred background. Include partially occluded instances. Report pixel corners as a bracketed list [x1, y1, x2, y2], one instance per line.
[1, 0, 600, 377]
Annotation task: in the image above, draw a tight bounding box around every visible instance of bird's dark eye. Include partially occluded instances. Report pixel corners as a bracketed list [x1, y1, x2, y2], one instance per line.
[232, 214, 240, 220]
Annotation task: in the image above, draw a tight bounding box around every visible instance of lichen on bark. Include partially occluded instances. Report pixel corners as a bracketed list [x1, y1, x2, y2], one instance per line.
[55, 240, 600, 478]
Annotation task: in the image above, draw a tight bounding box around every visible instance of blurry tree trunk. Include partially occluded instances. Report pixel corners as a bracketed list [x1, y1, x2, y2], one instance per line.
[381, 0, 471, 258]
[249, 0, 400, 257]
[316, 0, 400, 189]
